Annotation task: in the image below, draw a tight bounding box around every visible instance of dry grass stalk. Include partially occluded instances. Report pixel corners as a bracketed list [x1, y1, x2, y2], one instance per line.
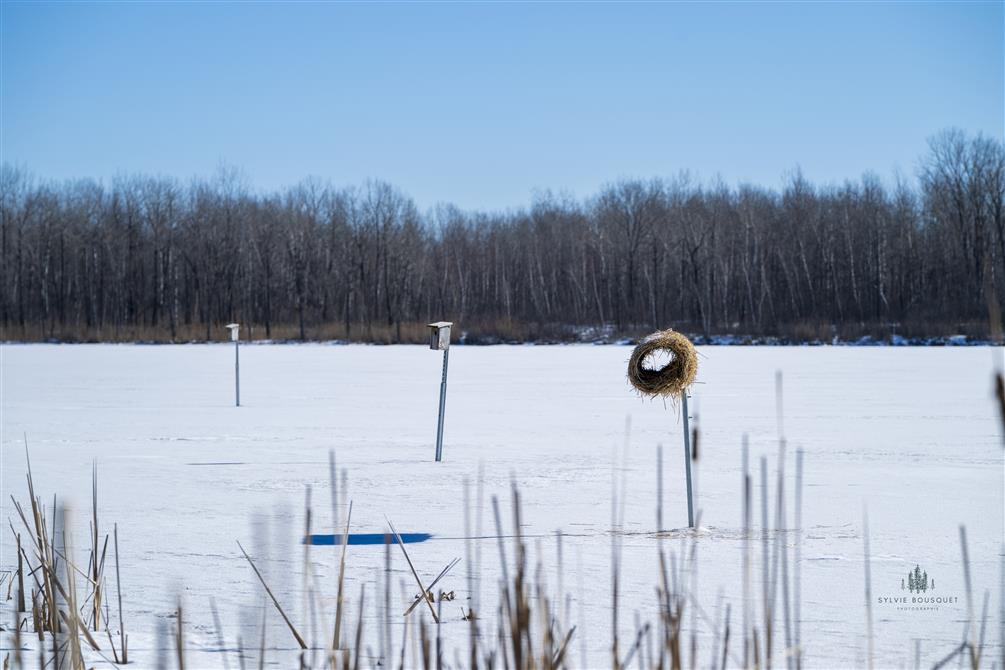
[333, 500, 353, 649]
[59, 508, 87, 670]
[742, 435, 751, 669]
[386, 517, 440, 624]
[237, 540, 308, 649]
[863, 507, 874, 670]
[114, 522, 128, 663]
[176, 602, 185, 670]
[384, 536, 392, 666]
[777, 449, 793, 670]
[18, 441, 60, 638]
[627, 330, 698, 398]
[484, 486, 578, 670]
[760, 456, 772, 669]
[303, 485, 312, 634]
[794, 448, 804, 670]
[12, 600, 23, 668]
[90, 463, 101, 633]
[351, 585, 366, 670]
[464, 477, 477, 667]
[210, 596, 231, 670]
[15, 533, 25, 614]
[552, 625, 576, 668]
[258, 597, 268, 670]
[103, 617, 121, 664]
[403, 558, 460, 617]
[973, 590, 991, 670]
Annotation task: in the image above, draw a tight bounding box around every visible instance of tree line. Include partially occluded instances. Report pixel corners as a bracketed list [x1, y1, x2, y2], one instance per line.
[2, 128, 1003, 344]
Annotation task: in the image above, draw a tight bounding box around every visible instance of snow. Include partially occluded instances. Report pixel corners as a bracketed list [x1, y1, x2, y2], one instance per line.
[1, 344, 1003, 667]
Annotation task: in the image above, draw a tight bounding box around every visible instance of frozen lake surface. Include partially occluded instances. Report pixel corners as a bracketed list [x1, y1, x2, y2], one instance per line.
[2, 344, 1003, 668]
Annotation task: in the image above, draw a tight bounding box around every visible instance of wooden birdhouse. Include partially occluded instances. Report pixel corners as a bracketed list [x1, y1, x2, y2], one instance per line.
[428, 322, 452, 351]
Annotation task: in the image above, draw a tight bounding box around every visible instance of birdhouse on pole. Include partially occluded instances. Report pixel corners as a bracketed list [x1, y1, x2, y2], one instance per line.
[428, 322, 452, 351]
[427, 321, 453, 461]
[225, 323, 240, 406]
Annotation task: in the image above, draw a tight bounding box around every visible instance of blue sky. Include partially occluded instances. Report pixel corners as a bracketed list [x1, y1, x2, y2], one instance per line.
[2, 1, 1002, 210]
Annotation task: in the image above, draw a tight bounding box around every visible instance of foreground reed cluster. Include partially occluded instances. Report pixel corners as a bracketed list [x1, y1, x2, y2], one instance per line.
[4, 450, 128, 669]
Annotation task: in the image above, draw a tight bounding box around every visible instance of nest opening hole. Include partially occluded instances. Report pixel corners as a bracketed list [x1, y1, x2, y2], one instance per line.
[641, 349, 677, 372]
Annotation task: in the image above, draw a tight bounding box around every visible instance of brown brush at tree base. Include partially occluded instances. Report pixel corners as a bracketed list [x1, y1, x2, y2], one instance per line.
[627, 330, 698, 398]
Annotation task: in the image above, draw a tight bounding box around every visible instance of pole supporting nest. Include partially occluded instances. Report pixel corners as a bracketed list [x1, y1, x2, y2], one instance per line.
[627, 329, 699, 528]
[682, 391, 694, 528]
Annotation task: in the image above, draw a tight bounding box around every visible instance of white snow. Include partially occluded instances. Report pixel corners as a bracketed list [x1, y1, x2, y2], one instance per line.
[1, 344, 1002, 667]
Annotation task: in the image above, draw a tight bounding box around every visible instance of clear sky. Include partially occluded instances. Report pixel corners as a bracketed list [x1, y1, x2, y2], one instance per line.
[2, 1, 1002, 210]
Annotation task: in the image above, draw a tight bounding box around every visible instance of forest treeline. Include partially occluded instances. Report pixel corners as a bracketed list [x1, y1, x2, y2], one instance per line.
[2, 128, 1003, 344]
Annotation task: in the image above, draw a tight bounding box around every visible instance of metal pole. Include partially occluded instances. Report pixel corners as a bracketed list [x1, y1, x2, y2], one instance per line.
[682, 392, 694, 528]
[234, 338, 240, 407]
[434, 348, 449, 462]
[657, 444, 664, 533]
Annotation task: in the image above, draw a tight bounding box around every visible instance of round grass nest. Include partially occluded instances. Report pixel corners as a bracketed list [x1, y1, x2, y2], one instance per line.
[627, 329, 698, 398]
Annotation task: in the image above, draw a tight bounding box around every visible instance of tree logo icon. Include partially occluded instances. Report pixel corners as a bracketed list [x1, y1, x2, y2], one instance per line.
[902, 565, 934, 593]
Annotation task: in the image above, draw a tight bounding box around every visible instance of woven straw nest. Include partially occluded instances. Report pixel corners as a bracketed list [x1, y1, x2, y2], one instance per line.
[627, 329, 698, 398]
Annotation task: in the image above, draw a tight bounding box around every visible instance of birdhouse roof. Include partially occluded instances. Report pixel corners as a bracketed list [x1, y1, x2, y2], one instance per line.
[225, 323, 240, 329]
[427, 321, 453, 329]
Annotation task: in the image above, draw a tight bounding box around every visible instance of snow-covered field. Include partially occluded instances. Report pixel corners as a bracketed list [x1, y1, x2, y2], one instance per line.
[2, 344, 1002, 668]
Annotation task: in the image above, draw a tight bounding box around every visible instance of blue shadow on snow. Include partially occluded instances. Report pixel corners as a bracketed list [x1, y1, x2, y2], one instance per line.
[304, 533, 432, 546]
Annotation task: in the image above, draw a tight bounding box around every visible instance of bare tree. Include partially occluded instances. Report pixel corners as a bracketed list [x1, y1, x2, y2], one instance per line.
[2, 129, 1001, 343]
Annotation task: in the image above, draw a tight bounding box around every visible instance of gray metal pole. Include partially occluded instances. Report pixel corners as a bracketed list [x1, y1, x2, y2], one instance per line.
[657, 444, 664, 533]
[235, 339, 240, 407]
[434, 348, 449, 461]
[681, 392, 694, 528]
